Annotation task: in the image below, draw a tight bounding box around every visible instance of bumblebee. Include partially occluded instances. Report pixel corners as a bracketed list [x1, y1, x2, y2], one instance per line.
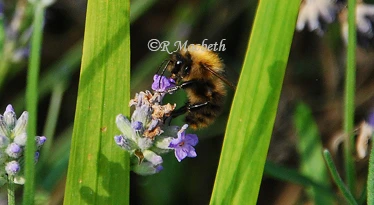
[158, 44, 235, 129]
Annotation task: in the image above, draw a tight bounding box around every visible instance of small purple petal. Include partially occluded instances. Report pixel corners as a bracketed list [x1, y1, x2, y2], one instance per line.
[186, 145, 197, 158]
[5, 105, 14, 113]
[155, 165, 163, 173]
[175, 148, 188, 162]
[5, 161, 20, 176]
[185, 134, 198, 146]
[131, 121, 143, 131]
[114, 135, 123, 144]
[151, 74, 176, 92]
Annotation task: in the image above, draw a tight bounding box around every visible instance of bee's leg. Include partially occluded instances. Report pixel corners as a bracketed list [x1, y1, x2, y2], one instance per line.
[187, 102, 209, 110]
[166, 102, 209, 125]
[169, 105, 187, 118]
[169, 102, 209, 118]
[165, 80, 195, 94]
[164, 105, 187, 125]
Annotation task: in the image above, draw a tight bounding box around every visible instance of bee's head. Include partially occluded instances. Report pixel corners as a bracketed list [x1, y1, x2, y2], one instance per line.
[169, 52, 192, 81]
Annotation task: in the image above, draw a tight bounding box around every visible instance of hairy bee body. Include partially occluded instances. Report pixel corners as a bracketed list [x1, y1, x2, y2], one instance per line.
[166, 44, 227, 129]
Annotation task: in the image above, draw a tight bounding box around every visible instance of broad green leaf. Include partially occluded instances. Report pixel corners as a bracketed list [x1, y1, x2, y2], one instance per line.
[210, 1, 300, 204]
[63, 0, 131, 204]
[294, 102, 333, 204]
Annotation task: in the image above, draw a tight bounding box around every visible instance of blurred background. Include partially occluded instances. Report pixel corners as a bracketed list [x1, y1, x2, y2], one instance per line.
[1, 0, 374, 204]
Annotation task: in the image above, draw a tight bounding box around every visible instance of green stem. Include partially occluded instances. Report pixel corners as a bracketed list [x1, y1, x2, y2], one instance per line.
[40, 82, 65, 165]
[264, 161, 336, 199]
[24, 2, 45, 205]
[323, 150, 357, 205]
[344, 0, 357, 194]
[367, 138, 374, 204]
[7, 177, 15, 205]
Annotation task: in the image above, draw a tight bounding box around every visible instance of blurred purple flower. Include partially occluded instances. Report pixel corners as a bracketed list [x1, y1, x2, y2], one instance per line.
[368, 111, 374, 127]
[151, 74, 175, 92]
[36, 136, 47, 147]
[169, 124, 198, 162]
[35, 152, 40, 162]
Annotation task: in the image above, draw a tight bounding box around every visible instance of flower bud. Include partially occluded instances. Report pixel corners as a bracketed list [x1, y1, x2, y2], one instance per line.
[132, 162, 163, 175]
[6, 143, 23, 158]
[116, 114, 136, 142]
[5, 161, 20, 176]
[13, 111, 28, 137]
[36, 136, 47, 148]
[4, 105, 16, 130]
[114, 135, 138, 151]
[0, 135, 9, 148]
[143, 150, 163, 165]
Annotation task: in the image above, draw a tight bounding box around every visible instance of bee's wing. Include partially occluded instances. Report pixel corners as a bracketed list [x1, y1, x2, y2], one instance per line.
[203, 65, 236, 90]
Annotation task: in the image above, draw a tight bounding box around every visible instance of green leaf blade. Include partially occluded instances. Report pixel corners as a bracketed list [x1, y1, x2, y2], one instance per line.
[64, 0, 131, 204]
[294, 102, 333, 204]
[210, 1, 300, 204]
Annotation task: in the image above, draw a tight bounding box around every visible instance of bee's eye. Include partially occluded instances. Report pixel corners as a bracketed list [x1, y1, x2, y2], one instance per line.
[172, 60, 183, 74]
[183, 66, 190, 75]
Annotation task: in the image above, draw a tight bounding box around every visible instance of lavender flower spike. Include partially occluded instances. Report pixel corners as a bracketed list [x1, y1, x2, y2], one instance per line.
[169, 124, 198, 162]
[151, 74, 176, 92]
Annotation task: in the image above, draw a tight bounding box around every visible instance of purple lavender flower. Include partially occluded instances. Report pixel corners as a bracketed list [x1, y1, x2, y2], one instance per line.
[6, 143, 22, 158]
[169, 124, 198, 162]
[5, 161, 20, 176]
[151, 74, 176, 92]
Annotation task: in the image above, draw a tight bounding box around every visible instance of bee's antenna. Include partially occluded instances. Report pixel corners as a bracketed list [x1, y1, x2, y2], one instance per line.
[156, 60, 170, 75]
[157, 60, 171, 88]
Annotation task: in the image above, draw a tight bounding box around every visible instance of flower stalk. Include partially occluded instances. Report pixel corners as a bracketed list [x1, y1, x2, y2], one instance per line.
[7, 175, 15, 205]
